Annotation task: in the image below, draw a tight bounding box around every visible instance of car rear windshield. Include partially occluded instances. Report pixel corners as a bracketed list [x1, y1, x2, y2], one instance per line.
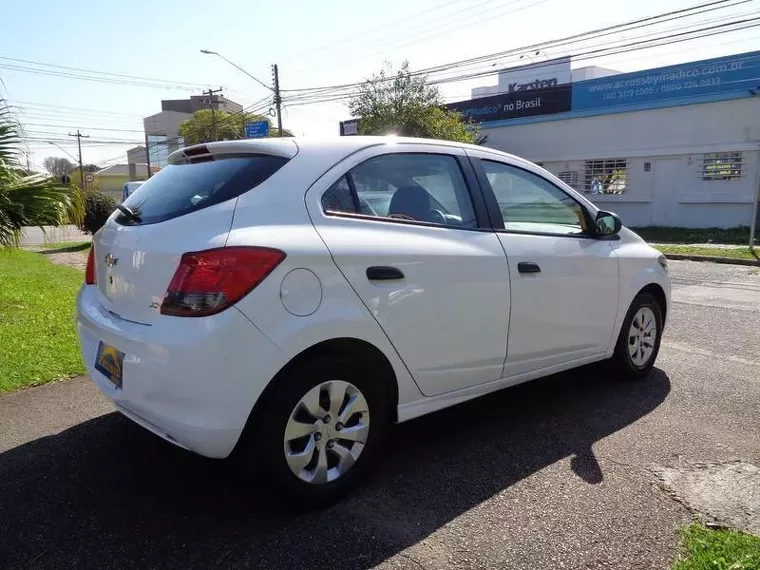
[115, 154, 289, 225]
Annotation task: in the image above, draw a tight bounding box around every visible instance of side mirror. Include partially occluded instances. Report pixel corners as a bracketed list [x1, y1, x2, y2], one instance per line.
[595, 210, 622, 237]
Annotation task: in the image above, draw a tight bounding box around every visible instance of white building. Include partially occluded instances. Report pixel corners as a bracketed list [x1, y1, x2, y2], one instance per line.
[454, 51, 760, 229]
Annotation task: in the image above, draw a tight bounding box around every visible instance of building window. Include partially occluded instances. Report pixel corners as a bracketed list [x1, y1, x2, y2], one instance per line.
[644, 162, 651, 172]
[701, 152, 743, 180]
[147, 135, 184, 168]
[558, 171, 579, 188]
[584, 159, 627, 194]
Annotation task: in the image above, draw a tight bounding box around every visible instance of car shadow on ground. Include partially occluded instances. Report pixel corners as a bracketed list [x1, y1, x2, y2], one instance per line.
[0, 365, 670, 569]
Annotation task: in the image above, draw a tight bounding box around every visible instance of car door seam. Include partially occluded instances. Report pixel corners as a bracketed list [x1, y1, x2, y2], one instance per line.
[493, 234, 513, 376]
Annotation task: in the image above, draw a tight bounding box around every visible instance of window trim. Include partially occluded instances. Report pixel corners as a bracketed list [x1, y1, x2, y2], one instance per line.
[469, 157, 601, 239]
[320, 152, 492, 231]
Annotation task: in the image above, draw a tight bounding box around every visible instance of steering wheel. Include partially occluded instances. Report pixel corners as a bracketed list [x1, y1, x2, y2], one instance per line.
[428, 209, 447, 225]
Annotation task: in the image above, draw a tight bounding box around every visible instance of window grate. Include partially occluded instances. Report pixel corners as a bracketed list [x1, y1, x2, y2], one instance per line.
[558, 171, 578, 188]
[701, 152, 743, 180]
[584, 159, 628, 194]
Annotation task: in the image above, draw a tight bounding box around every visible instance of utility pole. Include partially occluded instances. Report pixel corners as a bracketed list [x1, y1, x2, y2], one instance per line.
[272, 64, 283, 136]
[68, 130, 89, 189]
[203, 87, 223, 141]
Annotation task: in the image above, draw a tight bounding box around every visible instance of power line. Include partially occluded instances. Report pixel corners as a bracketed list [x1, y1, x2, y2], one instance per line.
[425, 17, 760, 86]
[282, 0, 747, 97]
[281, 11, 759, 107]
[24, 123, 145, 133]
[0, 63, 217, 91]
[279, 0, 472, 67]
[285, 0, 508, 72]
[0, 55, 216, 89]
[287, 0, 547, 76]
[7, 99, 144, 117]
[423, 2, 756, 80]
[15, 111, 142, 124]
[20, 94, 275, 166]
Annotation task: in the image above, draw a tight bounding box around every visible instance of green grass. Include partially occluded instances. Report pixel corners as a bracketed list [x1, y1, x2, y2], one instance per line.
[0, 248, 85, 392]
[37, 240, 91, 252]
[633, 226, 755, 245]
[673, 524, 760, 570]
[655, 244, 759, 261]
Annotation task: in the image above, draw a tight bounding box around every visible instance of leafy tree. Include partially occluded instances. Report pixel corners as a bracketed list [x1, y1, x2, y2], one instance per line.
[43, 156, 75, 179]
[349, 61, 476, 143]
[179, 110, 291, 145]
[0, 100, 83, 247]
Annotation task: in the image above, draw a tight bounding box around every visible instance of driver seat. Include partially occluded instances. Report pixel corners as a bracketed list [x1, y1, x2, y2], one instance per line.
[387, 186, 432, 222]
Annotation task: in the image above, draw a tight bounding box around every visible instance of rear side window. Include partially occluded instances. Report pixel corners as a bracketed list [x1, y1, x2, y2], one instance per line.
[321, 153, 477, 229]
[117, 154, 288, 225]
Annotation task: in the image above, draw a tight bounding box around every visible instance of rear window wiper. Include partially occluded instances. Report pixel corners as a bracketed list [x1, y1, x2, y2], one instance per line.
[116, 204, 142, 223]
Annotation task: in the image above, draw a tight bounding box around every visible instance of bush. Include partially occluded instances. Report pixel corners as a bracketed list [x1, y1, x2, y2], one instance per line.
[78, 191, 118, 235]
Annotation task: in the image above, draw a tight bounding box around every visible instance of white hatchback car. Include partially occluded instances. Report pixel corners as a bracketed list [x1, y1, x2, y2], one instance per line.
[77, 136, 669, 505]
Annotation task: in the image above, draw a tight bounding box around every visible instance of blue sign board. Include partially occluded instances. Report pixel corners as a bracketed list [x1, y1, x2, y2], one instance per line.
[572, 51, 760, 111]
[245, 120, 270, 138]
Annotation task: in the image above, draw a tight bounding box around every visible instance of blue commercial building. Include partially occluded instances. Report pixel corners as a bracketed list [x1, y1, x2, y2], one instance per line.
[457, 51, 760, 228]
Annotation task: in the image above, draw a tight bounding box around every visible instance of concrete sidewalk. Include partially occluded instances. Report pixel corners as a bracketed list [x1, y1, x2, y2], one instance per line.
[20, 225, 89, 246]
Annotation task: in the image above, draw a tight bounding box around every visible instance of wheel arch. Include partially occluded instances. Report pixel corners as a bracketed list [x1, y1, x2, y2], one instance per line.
[237, 337, 400, 455]
[608, 276, 669, 356]
[637, 282, 668, 324]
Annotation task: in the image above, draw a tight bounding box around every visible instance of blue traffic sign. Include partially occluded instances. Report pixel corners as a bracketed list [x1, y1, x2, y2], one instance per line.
[245, 120, 270, 139]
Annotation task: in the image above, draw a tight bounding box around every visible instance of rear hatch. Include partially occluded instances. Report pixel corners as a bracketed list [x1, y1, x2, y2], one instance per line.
[93, 140, 297, 325]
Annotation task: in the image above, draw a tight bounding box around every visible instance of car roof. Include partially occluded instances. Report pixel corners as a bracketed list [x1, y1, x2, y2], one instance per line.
[176, 136, 523, 163]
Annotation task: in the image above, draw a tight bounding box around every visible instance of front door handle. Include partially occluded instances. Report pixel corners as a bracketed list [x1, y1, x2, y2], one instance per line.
[517, 262, 541, 274]
[367, 266, 405, 280]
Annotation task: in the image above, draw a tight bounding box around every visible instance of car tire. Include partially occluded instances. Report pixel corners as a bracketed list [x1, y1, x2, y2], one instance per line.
[242, 354, 391, 509]
[611, 292, 663, 380]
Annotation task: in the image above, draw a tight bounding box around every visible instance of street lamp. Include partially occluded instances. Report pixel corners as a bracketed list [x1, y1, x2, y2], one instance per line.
[47, 141, 81, 185]
[200, 49, 272, 91]
[200, 49, 283, 136]
[47, 141, 78, 163]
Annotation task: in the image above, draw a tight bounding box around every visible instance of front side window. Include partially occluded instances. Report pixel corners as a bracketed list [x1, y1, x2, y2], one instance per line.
[321, 153, 477, 228]
[481, 160, 589, 236]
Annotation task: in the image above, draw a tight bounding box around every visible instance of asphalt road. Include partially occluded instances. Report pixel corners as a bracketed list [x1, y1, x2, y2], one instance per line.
[1, 260, 758, 570]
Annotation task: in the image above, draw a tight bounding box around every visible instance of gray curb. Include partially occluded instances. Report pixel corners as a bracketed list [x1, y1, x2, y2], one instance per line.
[664, 253, 760, 266]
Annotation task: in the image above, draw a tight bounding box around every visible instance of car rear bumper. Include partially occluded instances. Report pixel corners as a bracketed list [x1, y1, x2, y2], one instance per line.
[76, 285, 284, 458]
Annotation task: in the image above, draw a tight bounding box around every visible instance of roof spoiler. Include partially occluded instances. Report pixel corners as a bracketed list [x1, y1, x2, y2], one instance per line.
[168, 139, 298, 165]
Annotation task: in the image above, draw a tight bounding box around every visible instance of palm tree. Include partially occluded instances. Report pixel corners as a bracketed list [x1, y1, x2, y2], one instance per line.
[0, 99, 83, 247]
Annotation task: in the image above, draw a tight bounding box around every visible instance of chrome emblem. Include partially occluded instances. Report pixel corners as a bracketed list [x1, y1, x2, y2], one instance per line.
[104, 252, 118, 267]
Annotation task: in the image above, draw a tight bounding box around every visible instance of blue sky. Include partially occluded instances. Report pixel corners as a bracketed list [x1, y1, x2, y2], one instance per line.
[2, 0, 758, 169]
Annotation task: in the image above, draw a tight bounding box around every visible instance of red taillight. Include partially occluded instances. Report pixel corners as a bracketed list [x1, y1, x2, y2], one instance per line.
[160, 247, 286, 317]
[85, 246, 96, 285]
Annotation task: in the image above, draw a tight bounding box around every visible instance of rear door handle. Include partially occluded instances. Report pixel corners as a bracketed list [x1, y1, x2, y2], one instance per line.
[366, 266, 404, 280]
[517, 262, 541, 274]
